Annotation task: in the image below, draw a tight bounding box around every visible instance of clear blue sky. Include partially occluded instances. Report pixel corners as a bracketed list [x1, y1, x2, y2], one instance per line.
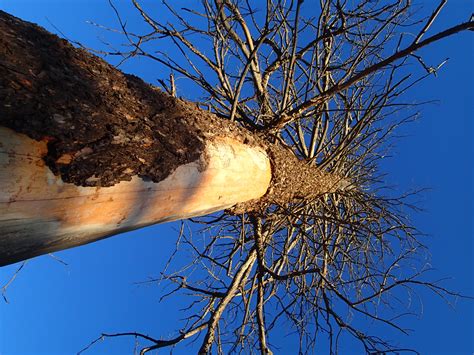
[0, 1, 472, 354]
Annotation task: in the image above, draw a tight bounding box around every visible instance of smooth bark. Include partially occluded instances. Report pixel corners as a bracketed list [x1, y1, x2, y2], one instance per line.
[0, 127, 270, 266]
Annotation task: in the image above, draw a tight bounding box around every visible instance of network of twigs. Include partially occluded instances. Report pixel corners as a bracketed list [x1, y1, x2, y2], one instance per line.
[78, 0, 472, 354]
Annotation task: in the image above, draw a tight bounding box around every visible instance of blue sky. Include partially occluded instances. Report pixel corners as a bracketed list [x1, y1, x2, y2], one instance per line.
[0, 1, 472, 354]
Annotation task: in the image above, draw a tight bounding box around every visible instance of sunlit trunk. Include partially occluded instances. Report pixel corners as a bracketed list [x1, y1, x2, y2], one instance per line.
[0, 10, 345, 266]
[0, 127, 270, 266]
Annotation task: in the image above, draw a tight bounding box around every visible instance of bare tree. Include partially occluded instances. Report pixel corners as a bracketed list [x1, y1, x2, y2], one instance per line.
[73, 1, 474, 354]
[1, 0, 472, 354]
[0, 8, 345, 265]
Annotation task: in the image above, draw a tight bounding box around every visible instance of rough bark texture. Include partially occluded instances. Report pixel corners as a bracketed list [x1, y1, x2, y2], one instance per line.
[233, 143, 349, 213]
[0, 9, 349, 267]
[0, 10, 347, 211]
[0, 10, 260, 188]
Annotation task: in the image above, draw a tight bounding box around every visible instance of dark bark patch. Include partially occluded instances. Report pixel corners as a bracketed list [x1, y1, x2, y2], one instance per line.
[0, 10, 346, 211]
[0, 10, 258, 187]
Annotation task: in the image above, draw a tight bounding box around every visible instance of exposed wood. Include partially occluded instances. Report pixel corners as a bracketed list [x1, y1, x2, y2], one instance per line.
[0, 127, 271, 265]
[0, 10, 274, 265]
[0, 10, 347, 266]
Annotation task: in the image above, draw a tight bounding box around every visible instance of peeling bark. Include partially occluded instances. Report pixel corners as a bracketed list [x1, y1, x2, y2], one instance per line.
[0, 11, 346, 265]
[0, 127, 271, 266]
[0, 10, 260, 187]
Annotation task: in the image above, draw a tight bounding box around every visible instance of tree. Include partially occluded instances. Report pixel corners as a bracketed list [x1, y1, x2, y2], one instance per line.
[0, 9, 345, 266]
[0, 1, 472, 354]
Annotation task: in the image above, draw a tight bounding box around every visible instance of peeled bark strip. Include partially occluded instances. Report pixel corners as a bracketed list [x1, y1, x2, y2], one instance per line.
[0, 127, 270, 266]
[0, 11, 345, 265]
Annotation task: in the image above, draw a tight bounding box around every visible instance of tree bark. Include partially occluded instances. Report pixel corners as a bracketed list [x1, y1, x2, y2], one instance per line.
[0, 126, 270, 266]
[0, 11, 344, 266]
[0, 10, 275, 266]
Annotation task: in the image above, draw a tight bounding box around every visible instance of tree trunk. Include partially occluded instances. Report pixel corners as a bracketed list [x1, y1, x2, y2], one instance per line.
[0, 11, 344, 265]
[0, 11, 274, 266]
[0, 126, 270, 266]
